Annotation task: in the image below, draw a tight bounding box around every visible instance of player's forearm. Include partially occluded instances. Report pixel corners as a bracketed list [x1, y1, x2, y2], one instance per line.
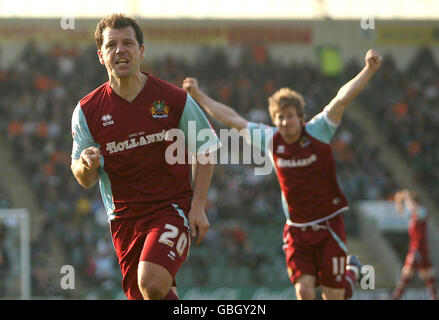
[326, 66, 376, 123]
[337, 66, 375, 104]
[71, 159, 99, 189]
[395, 202, 404, 215]
[193, 91, 247, 130]
[190, 161, 214, 210]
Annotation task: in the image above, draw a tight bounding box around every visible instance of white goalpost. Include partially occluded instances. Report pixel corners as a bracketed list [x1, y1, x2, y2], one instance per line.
[0, 209, 31, 299]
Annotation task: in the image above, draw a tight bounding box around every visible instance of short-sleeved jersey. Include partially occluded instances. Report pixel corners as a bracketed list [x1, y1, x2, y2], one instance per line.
[246, 109, 348, 226]
[404, 206, 428, 248]
[71, 74, 220, 221]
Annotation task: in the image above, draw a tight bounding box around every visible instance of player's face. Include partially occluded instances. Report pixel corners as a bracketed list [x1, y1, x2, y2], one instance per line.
[272, 105, 303, 142]
[98, 26, 144, 79]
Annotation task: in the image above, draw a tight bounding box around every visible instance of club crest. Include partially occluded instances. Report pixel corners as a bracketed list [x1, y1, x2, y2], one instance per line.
[299, 136, 310, 148]
[150, 100, 169, 119]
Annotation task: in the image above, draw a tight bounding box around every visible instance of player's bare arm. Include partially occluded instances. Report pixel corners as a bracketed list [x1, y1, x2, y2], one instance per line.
[183, 77, 248, 131]
[189, 157, 214, 246]
[401, 190, 419, 217]
[71, 146, 101, 188]
[395, 189, 417, 216]
[394, 190, 405, 215]
[325, 49, 382, 124]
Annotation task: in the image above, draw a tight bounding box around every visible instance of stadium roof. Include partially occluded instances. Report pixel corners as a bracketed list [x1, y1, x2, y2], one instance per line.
[1, 0, 438, 19]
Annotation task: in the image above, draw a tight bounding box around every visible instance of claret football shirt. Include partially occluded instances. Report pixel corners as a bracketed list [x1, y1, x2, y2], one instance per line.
[402, 206, 428, 248]
[71, 74, 220, 220]
[246, 108, 349, 226]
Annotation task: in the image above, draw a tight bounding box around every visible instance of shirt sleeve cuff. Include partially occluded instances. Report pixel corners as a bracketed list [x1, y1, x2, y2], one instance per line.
[323, 107, 340, 128]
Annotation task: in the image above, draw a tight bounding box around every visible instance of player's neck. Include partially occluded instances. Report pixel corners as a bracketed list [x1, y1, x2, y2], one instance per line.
[281, 128, 302, 144]
[282, 135, 299, 144]
[109, 72, 147, 103]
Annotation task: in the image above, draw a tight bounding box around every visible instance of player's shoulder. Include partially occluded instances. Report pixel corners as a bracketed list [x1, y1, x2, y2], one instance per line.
[78, 82, 109, 110]
[303, 121, 317, 138]
[417, 206, 428, 220]
[147, 74, 187, 102]
[247, 122, 277, 140]
[303, 110, 338, 145]
[148, 74, 185, 93]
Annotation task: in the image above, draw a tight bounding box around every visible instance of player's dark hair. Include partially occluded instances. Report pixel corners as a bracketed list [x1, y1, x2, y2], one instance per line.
[95, 13, 144, 49]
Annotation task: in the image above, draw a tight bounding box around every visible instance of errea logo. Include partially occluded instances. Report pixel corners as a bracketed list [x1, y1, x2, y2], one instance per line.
[168, 250, 176, 261]
[102, 114, 114, 126]
[276, 145, 285, 154]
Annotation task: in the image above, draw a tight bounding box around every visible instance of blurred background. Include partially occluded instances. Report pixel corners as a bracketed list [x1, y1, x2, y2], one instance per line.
[0, 0, 438, 300]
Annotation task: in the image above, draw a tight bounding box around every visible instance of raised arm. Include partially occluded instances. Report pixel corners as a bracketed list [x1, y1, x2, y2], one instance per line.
[394, 189, 416, 217]
[394, 190, 406, 215]
[325, 49, 382, 124]
[182, 77, 248, 131]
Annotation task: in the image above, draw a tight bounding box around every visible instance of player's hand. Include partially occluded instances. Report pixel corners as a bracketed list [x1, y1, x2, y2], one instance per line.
[188, 205, 210, 246]
[182, 77, 200, 99]
[365, 49, 382, 73]
[80, 146, 101, 170]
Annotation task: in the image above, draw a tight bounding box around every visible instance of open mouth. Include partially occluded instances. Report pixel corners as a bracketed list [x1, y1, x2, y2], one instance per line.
[115, 58, 129, 66]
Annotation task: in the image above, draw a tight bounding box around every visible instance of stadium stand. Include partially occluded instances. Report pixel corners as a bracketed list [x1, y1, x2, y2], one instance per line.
[2, 41, 432, 298]
[0, 184, 11, 209]
[360, 47, 439, 209]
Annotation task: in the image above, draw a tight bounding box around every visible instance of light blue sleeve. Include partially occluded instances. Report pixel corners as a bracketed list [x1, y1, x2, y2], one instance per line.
[245, 122, 276, 154]
[71, 103, 99, 159]
[402, 206, 427, 221]
[305, 109, 339, 144]
[179, 93, 221, 155]
[417, 206, 428, 221]
[402, 207, 411, 219]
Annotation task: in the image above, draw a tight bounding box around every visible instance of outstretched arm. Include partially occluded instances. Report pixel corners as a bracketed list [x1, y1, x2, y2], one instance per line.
[182, 77, 248, 131]
[325, 49, 382, 124]
[394, 190, 406, 215]
[395, 189, 417, 217]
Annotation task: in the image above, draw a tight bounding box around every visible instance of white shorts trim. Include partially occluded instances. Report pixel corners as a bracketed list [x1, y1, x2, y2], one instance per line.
[286, 206, 349, 227]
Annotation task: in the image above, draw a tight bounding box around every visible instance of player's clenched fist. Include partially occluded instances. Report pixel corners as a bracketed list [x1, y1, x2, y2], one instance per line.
[365, 49, 382, 72]
[80, 146, 101, 170]
[182, 77, 200, 99]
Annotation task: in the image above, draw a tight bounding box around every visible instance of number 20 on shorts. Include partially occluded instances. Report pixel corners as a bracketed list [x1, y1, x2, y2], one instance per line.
[158, 223, 190, 257]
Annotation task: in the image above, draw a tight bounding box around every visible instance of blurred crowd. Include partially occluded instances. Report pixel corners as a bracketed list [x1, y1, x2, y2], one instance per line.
[0, 221, 11, 296]
[359, 47, 439, 207]
[0, 183, 11, 209]
[1, 40, 428, 298]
